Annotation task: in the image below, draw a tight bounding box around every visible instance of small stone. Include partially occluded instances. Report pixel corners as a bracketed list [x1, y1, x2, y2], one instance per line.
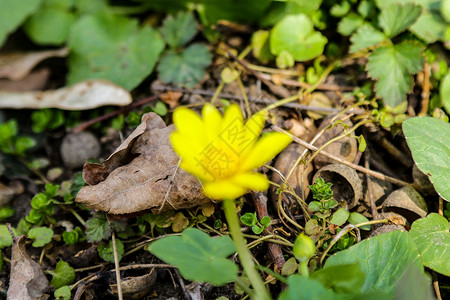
[61, 132, 101, 169]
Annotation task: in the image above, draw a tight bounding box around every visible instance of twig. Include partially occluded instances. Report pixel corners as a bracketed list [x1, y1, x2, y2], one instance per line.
[364, 148, 379, 220]
[419, 60, 431, 116]
[251, 192, 286, 270]
[72, 94, 159, 133]
[433, 274, 443, 300]
[257, 72, 355, 91]
[272, 125, 410, 187]
[152, 84, 366, 114]
[111, 232, 123, 300]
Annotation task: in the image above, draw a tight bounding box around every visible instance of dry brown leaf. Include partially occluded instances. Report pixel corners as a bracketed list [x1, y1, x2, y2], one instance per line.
[159, 91, 182, 109]
[7, 235, 49, 300]
[0, 80, 131, 110]
[0, 48, 68, 81]
[76, 112, 209, 215]
[0, 69, 50, 92]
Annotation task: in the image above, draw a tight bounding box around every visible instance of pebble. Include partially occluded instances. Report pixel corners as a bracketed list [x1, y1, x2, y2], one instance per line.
[60, 132, 101, 169]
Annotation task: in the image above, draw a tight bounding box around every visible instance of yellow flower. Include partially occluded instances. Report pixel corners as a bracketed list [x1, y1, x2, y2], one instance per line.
[170, 104, 292, 200]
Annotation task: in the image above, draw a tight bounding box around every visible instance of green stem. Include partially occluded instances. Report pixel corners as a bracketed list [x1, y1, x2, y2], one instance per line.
[223, 199, 271, 300]
[300, 261, 309, 277]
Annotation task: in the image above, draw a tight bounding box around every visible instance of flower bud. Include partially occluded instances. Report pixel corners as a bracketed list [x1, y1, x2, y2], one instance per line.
[293, 233, 315, 262]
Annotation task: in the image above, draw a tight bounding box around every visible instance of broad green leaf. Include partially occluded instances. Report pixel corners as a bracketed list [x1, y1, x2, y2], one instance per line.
[410, 213, 450, 276]
[338, 13, 364, 36]
[98, 239, 124, 263]
[367, 41, 424, 107]
[379, 3, 422, 38]
[325, 231, 423, 293]
[148, 228, 237, 286]
[0, 0, 42, 46]
[24, 8, 76, 45]
[443, 0, 450, 22]
[350, 24, 385, 53]
[348, 212, 371, 231]
[27, 227, 54, 247]
[0, 225, 13, 248]
[85, 213, 111, 243]
[395, 264, 435, 300]
[410, 12, 448, 43]
[49, 260, 75, 289]
[270, 14, 328, 62]
[440, 71, 450, 114]
[330, 208, 350, 226]
[157, 43, 211, 87]
[311, 263, 365, 294]
[67, 14, 164, 90]
[251, 30, 274, 64]
[375, 0, 439, 10]
[54, 285, 71, 300]
[160, 11, 197, 48]
[279, 275, 347, 300]
[403, 117, 450, 201]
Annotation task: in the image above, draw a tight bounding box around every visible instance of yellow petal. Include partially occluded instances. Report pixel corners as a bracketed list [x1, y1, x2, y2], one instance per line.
[203, 180, 247, 200]
[202, 104, 222, 140]
[231, 172, 269, 191]
[240, 132, 292, 172]
[172, 107, 205, 143]
[240, 112, 266, 158]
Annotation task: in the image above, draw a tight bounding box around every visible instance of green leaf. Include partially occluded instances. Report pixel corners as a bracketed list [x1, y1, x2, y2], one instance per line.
[27, 227, 53, 247]
[379, 3, 422, 38]
[62, 227, 85, 245]
[338, 13, 364, 36]
[348, 212, 371, 231]
[311, 263, 365, 294]
[308, 201, 322, 212]
[160, 11, 197, 48]
[410, 11, 448, 43]
[251, 30, 274, 64]
[148, 228, 238, 286]
[367, 41, 424, 107]
[270, 14, 328, 62]
[85, 213, 111, 243]
[49, 260, 75, 289]
[54, 285, 71, 300]
[350, 24, 386, 53]
[151, 101, 168, 116]
[325, 231, 423, 293]
[240, 212, 257, 226]
[358, 135, 367, 152]
[67, 14, 165, 90]
[279, 275, 347, 300]
[15, 136, 36, 156]
[330, 1, 351, 17]
[441, 71, 450, 114]
[0, 251, 3, 271]
[0, 0, 42, 46]
[252, 225, 264, 234]
[410, 213, 450, 276]
[98, 239, 124, 263]
[24, 8, 76, 45]
[0, 205, 15, 221]
[403, 117, 450, 201]
[276, 50, 295, 69]
[443, 0, 450, 22]
[157, 43, 211, 87]
[330, 208, 350, 226]
[260, 216, 271, 227]
[0, 225, 13, 249]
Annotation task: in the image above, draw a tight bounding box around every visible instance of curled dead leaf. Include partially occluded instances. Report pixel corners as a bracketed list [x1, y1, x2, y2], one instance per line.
[313, 116, 357, 169]
[110, 268, 157, 299]
[76, 112, 209, 215]
[382, 185, 428, 223]
[0, 80, 131, 110]
[0, 48, 68, 81]
[313, 163, 362, 208]
[7, 235, 49, 300]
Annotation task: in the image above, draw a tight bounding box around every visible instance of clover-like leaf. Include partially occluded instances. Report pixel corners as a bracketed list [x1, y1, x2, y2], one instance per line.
[350, 24, 386, 53]
[160, 11, 197, 48]
[270, 14, 327, 62]
[410, 213, 450, 276]
[27, 227, 53, 247]
[410, 11, 448, 43]
[98, 239, 124, 263]
[325, 231, 423, 293]
[157, 43, 211, 87]
[403, 117, 450, 201]
[379, 3, 422, 38]
[148, 228, 237, 286]
[367, 41, 424, 107]
[0, 0, 42, 47]
[48, 260, 75, 289]
[67, 14, 164, 90]
[338, 13, 364, 36]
